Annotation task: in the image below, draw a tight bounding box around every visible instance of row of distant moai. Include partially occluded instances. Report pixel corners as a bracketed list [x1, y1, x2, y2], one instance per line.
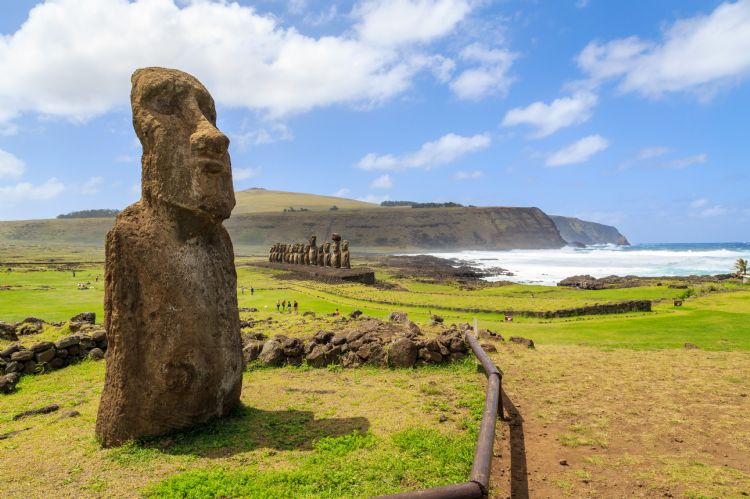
[269, 234, 350, 269]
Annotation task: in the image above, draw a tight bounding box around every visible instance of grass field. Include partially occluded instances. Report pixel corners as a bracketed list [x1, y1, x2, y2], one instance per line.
[1, 258, 749, 498]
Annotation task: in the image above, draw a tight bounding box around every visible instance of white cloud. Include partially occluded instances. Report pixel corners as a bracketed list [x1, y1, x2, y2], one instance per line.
[333, 188, 351, 198]
[690, 198, 710, 209]
[0, 149, 25, 178]
[80, 176, 103, 195]
[501, 91, 598, 138]
[0, 0, 474, 123]
[454, 170, 483, 180]
[577, 1, 750, 98]
[635, 146, 670, 160]
[370, 174, 393, 189]
[664, 153, 707, 169]
[357, 132, 491, 171]
[233, 167, 261, 180]
[354, 0, 471, 47]
[546, 134, 609, 166]
[0, 178, 64, 206]
[232, 123, 294, 150]
[357, 193, 390, 204]
[450, 43, 517, 100]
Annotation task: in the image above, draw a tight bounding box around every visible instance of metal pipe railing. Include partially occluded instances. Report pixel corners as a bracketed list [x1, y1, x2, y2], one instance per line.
[375, 322, 504, 499]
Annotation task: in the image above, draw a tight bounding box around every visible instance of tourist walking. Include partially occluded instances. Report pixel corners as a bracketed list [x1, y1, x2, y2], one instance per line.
[276, 300, 280, 312]
[250, 287, 254, 296]
[293, 300, 298, 314]
[287, 301, 292, 313]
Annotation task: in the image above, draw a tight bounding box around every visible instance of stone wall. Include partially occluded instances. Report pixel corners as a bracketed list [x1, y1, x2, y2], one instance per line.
[0, 313, 107, 394]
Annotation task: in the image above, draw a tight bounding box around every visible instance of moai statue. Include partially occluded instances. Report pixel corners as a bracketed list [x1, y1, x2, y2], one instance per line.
[295, 243, 302, 264]
[331, 233, 342, 268]
[341, 240, 351, 269]
[96, 68, 243, 447]
[303, 244, 310, 265]
[323, 242, 332, 267]
[285, 244, 291, 263]
[308, 235, 318, 266]
[317, 244, 325, 266]
[268, 244, 274, 262]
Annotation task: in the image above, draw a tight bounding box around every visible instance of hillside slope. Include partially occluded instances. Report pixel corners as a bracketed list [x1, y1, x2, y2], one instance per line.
[233, 188, 380, 214]
[226, 206, 566, 251]
[551, 215, 630, 246]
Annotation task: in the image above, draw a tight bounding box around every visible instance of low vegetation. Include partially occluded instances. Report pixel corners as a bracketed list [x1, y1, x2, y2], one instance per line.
[1, 256, 749, 497]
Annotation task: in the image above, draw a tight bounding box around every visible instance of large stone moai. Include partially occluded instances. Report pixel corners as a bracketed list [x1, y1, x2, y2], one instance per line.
[96, 68, 243, 447]
[317, 244, 325, 266]
[331, 233, 342, 268]
[323, 242, 332, 267]
[341, 240, 351, 269]
[308, 236, 318, 266]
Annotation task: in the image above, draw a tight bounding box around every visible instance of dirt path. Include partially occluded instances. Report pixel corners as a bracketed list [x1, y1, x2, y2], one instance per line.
[488, 345, 750, 498]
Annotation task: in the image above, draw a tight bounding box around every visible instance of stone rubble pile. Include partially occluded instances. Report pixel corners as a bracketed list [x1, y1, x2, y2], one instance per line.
[243, 312, 471, 369]
[0, 313, 106, 394]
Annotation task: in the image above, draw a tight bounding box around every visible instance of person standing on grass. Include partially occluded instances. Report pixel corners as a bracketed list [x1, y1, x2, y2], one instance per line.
[276, 300, 280, 312]
[293, 300, 298, 314]
[240, 286, 245, 295]
[250, 287, 254, 296]
[287, 300, 292, 313]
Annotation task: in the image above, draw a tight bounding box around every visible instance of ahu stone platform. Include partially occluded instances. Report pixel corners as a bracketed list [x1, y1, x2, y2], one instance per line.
[254, 262, 376, 284]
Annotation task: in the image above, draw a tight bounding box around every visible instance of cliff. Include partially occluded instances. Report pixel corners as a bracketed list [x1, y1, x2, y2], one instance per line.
[550, 215, 630, 246]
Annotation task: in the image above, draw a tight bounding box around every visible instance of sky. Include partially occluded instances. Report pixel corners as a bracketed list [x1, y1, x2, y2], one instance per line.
[0, 0, 749, 243]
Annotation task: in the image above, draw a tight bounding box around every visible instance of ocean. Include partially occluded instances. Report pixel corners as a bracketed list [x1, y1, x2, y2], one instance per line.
[424, 243, 750, 286]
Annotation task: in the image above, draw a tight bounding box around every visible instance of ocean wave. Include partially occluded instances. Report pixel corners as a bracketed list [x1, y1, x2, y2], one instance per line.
[420, 243, 750, 286]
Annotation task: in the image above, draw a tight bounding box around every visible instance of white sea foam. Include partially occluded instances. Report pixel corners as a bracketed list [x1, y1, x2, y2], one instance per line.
[421, 244, 750, 286]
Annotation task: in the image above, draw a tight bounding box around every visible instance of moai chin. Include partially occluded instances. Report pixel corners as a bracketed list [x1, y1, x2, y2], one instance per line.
[95, 67, 243, 447]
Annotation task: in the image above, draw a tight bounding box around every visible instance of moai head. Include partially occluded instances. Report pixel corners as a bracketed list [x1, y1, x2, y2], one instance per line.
[131, 67, 235, 222]
[331, 233, 342, 243]
[310, 235, 317, 246]
[324, 242, 331, 253]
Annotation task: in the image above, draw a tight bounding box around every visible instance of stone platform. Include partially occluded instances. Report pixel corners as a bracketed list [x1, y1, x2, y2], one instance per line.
[252, 262, 376, 284]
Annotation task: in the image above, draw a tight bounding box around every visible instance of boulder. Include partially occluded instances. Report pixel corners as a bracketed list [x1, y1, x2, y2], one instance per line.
[21, 360, 37, 374]
[70, 312, 96, 324]
[388, 338, 418, 368]
[242, 340, 264, 363]
[341, 351, 363, 368]
[11, 350, 34, 362]
[418, 348, 442, 363]
[313, 330, 334, 344]
[404, 321, 422, 336]
[4, 361, 23, 374]
[480, 343, 498, 353]
[306, 344, 330, 368]
[55, 336, 80, 349]
[348, 310, 363, 319]
[388, 311, 408, 323]
[30, 341, 55, 353]
[509, 336, 535, 349]
[259, 340, 285, 367]
[49, 358, 66, 370]
[0, 322, 17, 341]
[0, 373, 21, 394]
[282, 338, 304, 358]
[684, 342, 700, 350]
[89, 348, 105, 361]
[0, 344, 21, 358]
[35, 348, 56, 364]
[13, 404, 60, 420]
[92, 330, 108, 348]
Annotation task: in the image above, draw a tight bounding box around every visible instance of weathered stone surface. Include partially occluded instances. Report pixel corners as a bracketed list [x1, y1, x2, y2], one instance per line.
[388, 311, 408, 323]
[0, 322, 17, 341]
[55, 336, 80, 349]
[4, 361, 23, 374]
[96, 68, 243, 447]
[259, 340, 285, 367]
[0, 373, 21, 394]
[509, 336, 535, 349]
[31, 341, 55, 353]
[70, 312, 96, 324]
[480, 343, 498, 353]
[35, 348, 56, 364]
[388, 338, 418, 368]
[13, 404, 59, 420]
[49, 358, 66, 370]
[16, 321, 43, 336]
[89, 348, 105, 361]
[1, 344, 21, 358]
[242, 340, 264, 363]
[11, 350, 33, 362]
[21, 360, 37, 374]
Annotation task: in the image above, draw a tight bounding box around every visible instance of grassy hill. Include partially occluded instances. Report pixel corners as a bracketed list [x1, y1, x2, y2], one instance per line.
[233, 188, 380, 214]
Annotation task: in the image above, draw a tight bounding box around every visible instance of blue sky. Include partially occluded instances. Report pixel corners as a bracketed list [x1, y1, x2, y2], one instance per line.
[0, 0, 748, 243]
